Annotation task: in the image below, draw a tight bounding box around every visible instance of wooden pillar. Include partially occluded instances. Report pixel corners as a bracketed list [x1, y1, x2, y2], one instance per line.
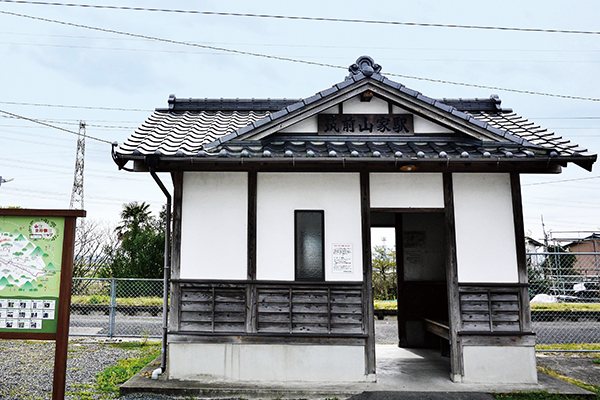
[511, 172, 532, 332]
[443, 173, 463, 381]
[246, 171, 258, 333]
[169, 171, 183, 332]
[360, 171, 375, 375]
[395, 213, 407, 347]
[52, 216, 77, 400]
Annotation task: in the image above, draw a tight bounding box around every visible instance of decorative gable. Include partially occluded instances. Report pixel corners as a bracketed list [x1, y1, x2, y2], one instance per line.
[114, 56, 596, 173]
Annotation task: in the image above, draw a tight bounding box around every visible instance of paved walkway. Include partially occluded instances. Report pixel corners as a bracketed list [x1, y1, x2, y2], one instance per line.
[121, 345, 595, 398]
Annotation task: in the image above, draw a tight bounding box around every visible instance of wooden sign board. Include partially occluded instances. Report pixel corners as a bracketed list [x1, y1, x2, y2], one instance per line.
[0, 209, 85, 400]
[318, 114, 414, 136]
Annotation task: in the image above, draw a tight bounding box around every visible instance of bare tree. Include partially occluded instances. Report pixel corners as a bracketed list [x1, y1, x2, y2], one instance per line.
[73, 219, 117, 278]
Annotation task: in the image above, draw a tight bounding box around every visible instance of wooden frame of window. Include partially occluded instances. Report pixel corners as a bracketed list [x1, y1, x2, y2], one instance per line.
[294, 210, 325, 281]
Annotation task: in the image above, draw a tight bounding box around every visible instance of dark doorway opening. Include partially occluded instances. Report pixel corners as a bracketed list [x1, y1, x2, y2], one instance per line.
[371, 211, 448, 349]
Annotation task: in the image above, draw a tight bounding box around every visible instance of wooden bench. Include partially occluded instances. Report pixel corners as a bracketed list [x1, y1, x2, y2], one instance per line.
[422, 318, 450, 356]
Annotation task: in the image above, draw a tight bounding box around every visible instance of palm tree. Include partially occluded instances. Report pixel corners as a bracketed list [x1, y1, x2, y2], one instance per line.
[115, 201, 151, 240]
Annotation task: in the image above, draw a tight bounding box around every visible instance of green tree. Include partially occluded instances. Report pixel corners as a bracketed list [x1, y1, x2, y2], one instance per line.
[115, 201, 152, 240]
[101, 202, 165, 280]
[372, 245, 397, 300]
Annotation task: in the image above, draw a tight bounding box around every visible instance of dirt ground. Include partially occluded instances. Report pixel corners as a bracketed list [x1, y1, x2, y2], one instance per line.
[536, 353, 600, 387]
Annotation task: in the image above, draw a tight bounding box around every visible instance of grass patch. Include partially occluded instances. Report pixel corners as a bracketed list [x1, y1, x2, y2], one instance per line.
[71, 295, 162, 307]
[536, 343, 600, 352]
[493, 391, 595, 399]
[537, 365, 600, 397]
[531, 303, 600, 312]
[95, 344, 161, 392]
[374, 299, 397, 310]
[65, 342, 161, 399]
[373, 301, 600, 313]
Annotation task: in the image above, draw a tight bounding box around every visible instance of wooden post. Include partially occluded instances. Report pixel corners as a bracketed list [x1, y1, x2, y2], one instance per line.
[170, 171, 183, 332]
[360, 172, 375, 375]
[443, 173, 463, 381]
[511, 172, 532, 332]
[52, 215, 77, 400]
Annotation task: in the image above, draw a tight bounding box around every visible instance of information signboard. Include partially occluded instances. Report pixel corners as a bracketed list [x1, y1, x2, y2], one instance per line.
[0, 216, 65, 334]
[0, 209, 85, 400]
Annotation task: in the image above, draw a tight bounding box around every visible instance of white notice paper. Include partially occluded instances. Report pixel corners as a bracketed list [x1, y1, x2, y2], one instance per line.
[332, 244, 353, 273]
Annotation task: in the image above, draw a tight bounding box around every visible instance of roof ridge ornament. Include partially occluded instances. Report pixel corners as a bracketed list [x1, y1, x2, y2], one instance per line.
[347, 56, 381, 79]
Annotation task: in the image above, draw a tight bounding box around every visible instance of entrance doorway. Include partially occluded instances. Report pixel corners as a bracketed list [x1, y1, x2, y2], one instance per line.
[371, 211, 448, 348]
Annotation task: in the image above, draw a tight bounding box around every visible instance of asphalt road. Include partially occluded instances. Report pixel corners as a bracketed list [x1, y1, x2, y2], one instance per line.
[69, 312, 600, 344]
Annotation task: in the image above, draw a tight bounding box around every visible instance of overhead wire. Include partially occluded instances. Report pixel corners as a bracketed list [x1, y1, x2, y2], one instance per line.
[1, 0, 600, 35]
[0, 108, 113, 144]
[3, 31, 600, 53]
[522, 176, 600, 186]
[0, 100, 148, 112]
[1, 10, 599, 102]
[4, 41, 600, 64]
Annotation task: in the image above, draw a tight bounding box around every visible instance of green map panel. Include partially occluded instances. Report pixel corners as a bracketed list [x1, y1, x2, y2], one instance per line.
[0, 216, 65, 334]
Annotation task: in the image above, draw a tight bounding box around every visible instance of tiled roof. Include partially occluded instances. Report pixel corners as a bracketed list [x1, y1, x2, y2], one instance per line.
[466, 111, 589, 157]
[115, 56, 596, 171]
[118, 110, 271, 153]
[206, 137, 542, 160]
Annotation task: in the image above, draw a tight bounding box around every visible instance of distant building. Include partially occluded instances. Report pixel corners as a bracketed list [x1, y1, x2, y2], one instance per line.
[566, 234, 600, 276]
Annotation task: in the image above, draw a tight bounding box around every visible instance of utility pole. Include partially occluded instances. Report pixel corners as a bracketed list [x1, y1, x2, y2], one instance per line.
[69, 121, 86, 210]
[0, 176, 14, 186]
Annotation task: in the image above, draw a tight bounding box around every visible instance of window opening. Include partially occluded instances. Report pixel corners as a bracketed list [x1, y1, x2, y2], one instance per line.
[295, 210, 325, 281]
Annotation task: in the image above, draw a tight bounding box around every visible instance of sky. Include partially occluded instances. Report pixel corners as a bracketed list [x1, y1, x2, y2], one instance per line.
[0, 0, 598, 242]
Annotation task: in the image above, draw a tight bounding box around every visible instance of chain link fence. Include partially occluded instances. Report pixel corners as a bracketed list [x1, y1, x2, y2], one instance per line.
[528, 250, 600, 349]
[69, 278, 163, 338]
[69, 251, 600, 348]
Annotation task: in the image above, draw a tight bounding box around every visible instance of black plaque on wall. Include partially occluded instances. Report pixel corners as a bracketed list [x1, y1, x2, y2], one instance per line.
[317, 114, 414, 135]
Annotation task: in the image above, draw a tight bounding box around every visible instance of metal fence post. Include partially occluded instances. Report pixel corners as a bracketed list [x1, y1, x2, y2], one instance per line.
[109, 278, 116, 338]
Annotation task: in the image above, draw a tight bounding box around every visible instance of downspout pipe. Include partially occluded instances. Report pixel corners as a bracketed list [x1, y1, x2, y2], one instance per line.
[145, 155, 171, 378]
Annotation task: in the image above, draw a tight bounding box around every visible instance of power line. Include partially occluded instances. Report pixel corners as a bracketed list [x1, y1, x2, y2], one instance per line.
[2, 0, 600, 35]
[5, 41, 600, 64]
[0, 114, 142, 123]
[0, 108, 113, 144]
[4, 31, 600, 53]
[1, 10, 600, 102]
[0, 100, 148, 112]
[522, 176, 600, 186]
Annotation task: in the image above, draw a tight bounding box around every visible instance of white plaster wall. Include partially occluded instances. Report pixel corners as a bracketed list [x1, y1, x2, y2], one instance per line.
[413, 115, 453, 134]
[168, 343, 369, 382]
[279, 115, 318, 133]
[180, 172, 248, 280]
[462, 346, 537, 384]
[256, 173, 363, 281]
[453, 173, 518, 283]
[370, 173, 444, 208]
[343, 94, 388, 114]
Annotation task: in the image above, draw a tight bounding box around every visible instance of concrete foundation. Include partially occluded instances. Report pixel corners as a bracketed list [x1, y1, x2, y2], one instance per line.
[168, 343, 370, 382]
[462, 346, 538, 384]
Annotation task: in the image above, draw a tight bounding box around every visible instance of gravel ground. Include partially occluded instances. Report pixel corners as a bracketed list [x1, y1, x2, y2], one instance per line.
[0, 338, 153, 400]
[2, 320, 599, 400]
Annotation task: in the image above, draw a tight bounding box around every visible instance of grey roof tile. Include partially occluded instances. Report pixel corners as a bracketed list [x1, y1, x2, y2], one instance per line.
[286, 101, 305, 113]
[303, 93, 322, 105]
[336, 79, 353, 90]
[270, 108, 289, 120]
[319, 86, 338, 97]
[253, 117, 270, 128]
[417, 94, 436, 105]
[382, 77, 403, 89]
[433, 101, 454, 113]
[400, 87, 420, 97]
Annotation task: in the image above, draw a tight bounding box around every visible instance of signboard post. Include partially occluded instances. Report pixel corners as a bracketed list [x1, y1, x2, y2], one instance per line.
[0, 209, 85, 400]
